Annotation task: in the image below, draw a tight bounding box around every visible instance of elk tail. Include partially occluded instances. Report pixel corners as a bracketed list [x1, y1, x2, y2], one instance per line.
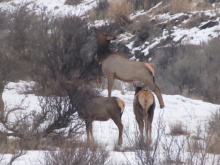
[138, 91, 154, 115]
[147, 97, 155, 123]
[144, 63, 156, 77]
[116, 97, 125, 114]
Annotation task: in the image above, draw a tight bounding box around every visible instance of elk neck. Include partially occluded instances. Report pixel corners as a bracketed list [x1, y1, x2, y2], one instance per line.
[96, 40, 112, 62]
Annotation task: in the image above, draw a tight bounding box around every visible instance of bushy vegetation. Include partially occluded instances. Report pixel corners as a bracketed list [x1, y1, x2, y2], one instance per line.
[207, 109, 220, 154]
[0, 3, 100, 163]
[65, 0, 82, 6]
[155, 38, 220, 104]
[123, 112, 220, 165]
[42, 141, 109, 165]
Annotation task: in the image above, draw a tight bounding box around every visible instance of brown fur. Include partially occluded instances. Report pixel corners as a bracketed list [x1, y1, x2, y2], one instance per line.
[78, 97, 125, 145]
[95, 29, 164, 108]
[133, 86, 155, 142]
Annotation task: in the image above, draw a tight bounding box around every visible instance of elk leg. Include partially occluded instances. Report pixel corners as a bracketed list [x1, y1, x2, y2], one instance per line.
[136, 116, 144, 138]
[154, 85, 164, 109]
[144, 116, 152, 143]
[107, 75, 114, 97]
[112, 117, 123, 145]
[90, 123, 94, 142]
[145, 81, 165, 109]
[85, 120, 92, 143]
[148, 105, 154, 142]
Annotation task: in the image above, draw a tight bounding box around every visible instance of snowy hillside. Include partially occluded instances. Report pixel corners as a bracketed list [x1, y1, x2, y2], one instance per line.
[0, 0, 96, 17]
[1, 0, 220, 58]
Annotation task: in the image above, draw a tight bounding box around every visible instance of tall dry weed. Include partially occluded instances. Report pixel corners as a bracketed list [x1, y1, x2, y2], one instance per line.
[108, 0, 133, 26]
[170, 0, 192, 13]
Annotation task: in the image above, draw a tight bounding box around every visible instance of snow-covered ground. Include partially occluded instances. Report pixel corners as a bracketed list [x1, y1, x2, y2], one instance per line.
[1, 81, 220, 164]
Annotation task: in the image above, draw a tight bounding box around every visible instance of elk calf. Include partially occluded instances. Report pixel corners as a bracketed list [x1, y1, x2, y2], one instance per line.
[133, 86, 155, 142]
[78, 97, 125, 145]
[95, 28, 164, 108]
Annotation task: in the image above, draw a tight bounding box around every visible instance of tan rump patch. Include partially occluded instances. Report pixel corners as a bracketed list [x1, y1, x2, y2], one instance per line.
[137, 91, 154, 111]
[144, 63, 156, 76]
[116, 97, 125, 113]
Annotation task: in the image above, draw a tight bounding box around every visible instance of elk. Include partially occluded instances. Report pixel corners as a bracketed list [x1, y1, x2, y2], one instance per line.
[133, 86, 155, 142]
[94, 28, 165, 109]
[78, 97, 125, 145]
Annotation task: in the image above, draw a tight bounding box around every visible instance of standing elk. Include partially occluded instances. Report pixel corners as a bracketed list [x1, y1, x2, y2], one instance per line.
[133, 86, 155, 142]
[78, 97, 125, 145]
[94, 28, 165, 109]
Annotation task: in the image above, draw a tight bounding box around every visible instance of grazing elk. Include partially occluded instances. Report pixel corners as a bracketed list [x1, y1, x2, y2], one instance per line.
[94, 28, 165, 108]
[78, 97, 125, 145]
[133, 86, 155, 142]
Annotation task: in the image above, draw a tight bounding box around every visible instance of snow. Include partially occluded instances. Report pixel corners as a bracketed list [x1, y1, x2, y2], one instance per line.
[2, 151, 45, 165]
[0, 0, 96, 17]
[0, 81, 220, 164]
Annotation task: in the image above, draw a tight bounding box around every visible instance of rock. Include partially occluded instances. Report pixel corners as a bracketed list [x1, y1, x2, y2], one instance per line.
[133, 40, 141, 47]
[134, 50, 144, 60]
[199, 21, 219, 30]
[137, 30, 149, 41]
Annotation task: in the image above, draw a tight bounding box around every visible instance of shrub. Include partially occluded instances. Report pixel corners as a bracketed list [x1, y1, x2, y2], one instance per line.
[206, 109, 220, 154]
[160, 45, 204, 96]
[42, 140, 109, 165]
[170, 0, 192, 13]
[182, 13, 209, 29]
[128, 0, 160, 10]
[65, 0, 82, 6]
[0, 3, 36, 82]
[0, 4, 100, 156]
[169, 122, 189, 136]
[90, 0, 109, 20]
[156, 39, 220, 104]
[28, 13, 101, 96]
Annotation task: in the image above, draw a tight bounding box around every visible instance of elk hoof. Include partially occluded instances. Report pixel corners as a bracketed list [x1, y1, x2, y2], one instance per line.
[118, 140, 122, 146]
[160, 104, 165, 109]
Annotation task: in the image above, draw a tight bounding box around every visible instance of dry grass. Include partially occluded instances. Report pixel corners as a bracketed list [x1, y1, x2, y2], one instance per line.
[90, 0, 109, 20]
[206, 110, 220, 154]
[182, 13, 209, 28]
[42, 140, 109, 165]
[170, 0, 212, 14]
[169, 122, 189, 136]
[187, 138, 204, 152]
[149, 1, 171, 15]
[108, 0, 133, 26]
[170, 0, 193, 13]
[64, 0, 82, 6]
